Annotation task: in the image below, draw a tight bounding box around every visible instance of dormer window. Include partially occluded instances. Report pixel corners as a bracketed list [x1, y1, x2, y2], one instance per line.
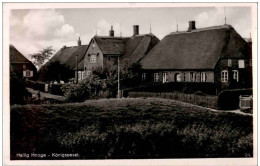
[90, 55, 97, 63]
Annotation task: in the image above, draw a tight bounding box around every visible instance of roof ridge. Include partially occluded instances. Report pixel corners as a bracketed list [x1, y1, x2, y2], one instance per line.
[168, 24, 233, 36]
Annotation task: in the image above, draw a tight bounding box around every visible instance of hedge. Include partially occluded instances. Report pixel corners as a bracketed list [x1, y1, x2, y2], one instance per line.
[217, 89, 252, 110]
[25, 80, 63, 96]
[25, 80, 45, 92]
[123, 82, 217, 97]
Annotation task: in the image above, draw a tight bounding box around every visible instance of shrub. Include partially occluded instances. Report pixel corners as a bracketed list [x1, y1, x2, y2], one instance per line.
[217, 89, 252, 110]
[61, 82, 91, 102]
[49, 84, 63, 95]
[10, 75, 29, 105]
[61, 75, 109, 102]
[124, 82, 217, 96]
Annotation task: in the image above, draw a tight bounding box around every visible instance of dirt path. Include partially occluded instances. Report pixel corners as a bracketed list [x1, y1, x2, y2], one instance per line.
[27, 88, 66, 101]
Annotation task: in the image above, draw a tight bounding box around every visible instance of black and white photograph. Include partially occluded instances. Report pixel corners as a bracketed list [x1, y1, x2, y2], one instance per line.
[3, 2, 257, 166]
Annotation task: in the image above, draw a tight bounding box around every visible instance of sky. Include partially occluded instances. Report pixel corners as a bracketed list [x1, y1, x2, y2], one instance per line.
[9, 6, 252, 61]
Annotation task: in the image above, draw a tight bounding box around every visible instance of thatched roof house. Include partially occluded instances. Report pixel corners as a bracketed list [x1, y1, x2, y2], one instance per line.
[140, 21, 252, 89]
[84, 25, 159, 78]
[10, 45, 37, 80]
[38, 38, 89, 82]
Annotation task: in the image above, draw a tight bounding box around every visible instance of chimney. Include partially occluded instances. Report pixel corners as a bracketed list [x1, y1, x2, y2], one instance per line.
[78, 37, 81, 46]
[133, 25, 139, 36]
[109, 26, 114, 37]
[188, 21, 196, 31]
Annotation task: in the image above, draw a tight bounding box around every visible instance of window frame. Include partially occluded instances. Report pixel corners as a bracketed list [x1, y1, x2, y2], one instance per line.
[90, 54, 97, 63]
[142, 73, 146, 82]
[162, 72, 168, 83]
[201, 72, 207, 82]
[221, 70, 228, 83]
[154, 73, 159, 82]
[232, 70, 239, 82]
[238, 59, 245, 68]
[228, 59, 232, 67]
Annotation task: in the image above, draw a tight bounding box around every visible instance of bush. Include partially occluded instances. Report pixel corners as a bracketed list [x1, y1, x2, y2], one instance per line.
[124, 82, 217, 96]
[49, 84, 63, 96]
[61, 75, 108, 102]
[10, 75, 29, 105]
[61, 82, 91, 102]
[217, 89, 252, 110]
[25, 80, 45, 91]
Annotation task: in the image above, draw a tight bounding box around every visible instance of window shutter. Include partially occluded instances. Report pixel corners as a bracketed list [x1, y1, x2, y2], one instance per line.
[23, 71, 26, 77]
[30, 71, 33, 77]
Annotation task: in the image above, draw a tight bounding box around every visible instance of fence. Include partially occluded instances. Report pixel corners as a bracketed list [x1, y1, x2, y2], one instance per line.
[128, 92, 218, 108]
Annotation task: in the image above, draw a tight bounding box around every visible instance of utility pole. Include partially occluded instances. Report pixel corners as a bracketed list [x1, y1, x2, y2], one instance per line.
[224, 7, 227, 25]
[118, 56, 120, 99]
[76, 54, 78, 84]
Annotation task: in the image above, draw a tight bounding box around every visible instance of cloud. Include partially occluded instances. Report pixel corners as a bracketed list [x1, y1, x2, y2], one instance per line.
[193, 7, 251, 38]
[10, 9, 81, 60]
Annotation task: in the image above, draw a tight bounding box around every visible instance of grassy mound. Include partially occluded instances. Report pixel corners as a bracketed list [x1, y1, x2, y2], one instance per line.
[11, 98, 253, 159]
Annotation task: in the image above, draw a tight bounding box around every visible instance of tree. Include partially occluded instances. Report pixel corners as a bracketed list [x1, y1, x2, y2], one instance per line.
[30, 46, 55, 69]
[38, 61, 74, 83]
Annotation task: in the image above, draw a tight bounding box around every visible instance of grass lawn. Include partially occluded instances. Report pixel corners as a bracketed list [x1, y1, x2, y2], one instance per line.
[11, 98, 253, 159]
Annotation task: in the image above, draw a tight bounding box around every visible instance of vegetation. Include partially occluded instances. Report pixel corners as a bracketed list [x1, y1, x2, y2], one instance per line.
[11, 98, 253, 159]
[124, 82, 217, 96]
[10, 72, 29, 105]
[30, 46, 55, 69]
[61, 62, 142, 102]
[218, 89, 252, 110]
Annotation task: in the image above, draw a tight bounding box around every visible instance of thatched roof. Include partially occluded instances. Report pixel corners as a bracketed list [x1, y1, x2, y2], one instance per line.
[94, 34, 159, 64]
[94, 36, 129, 55]
[10, 44, 33, 64]
[122, 34, 159, 63]
[74, 58, 84, 71]
[141, 25, 249, 70]
[44, 45, 88, 70]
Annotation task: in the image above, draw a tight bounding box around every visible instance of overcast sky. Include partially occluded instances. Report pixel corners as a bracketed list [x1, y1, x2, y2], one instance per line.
[10, 6, 252, 60]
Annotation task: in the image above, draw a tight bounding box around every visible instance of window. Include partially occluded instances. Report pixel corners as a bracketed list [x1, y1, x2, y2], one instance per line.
[23, 64, 26, 69]
[154, 73, 159, 82]
[78, 71, 82, 80]
[82, 71, 85, 79]
[183, 73, 186, 82]
[190, 72, 196, 82]
[108, 56, 111, 61]
[174, 73, 181, 82]
[86, 71, 91, 76]
[163, 73, 168, 83]
[90, 55, 97, 63]
[201, 72, 207, 82]
[221, 70, 228, 82]
[233, 70, 239, 82]
[228, 59, 232, 67]
[23, 70, 33, 77]
[238, 60, 245, 68]
[142, 73, 146, 82]
[190, 72, 193, 82]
